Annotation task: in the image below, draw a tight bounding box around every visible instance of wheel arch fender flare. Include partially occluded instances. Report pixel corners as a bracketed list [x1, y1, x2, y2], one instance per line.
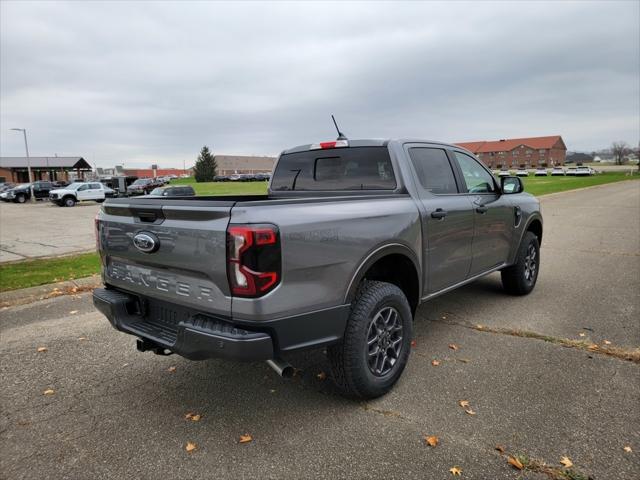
[343, 243, 422, 306]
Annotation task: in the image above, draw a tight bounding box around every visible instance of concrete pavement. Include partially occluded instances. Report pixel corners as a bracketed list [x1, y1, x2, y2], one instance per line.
[1, 181, 638, 479]
[0, 201, 99, 263]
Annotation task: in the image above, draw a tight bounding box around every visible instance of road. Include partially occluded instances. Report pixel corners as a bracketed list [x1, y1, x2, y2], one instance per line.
[1, 181, 638, 479]
[0, 201, 99, 263]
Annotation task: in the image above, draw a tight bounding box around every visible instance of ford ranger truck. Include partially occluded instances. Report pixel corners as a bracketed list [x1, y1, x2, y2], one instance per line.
[93, 138, 542, 398]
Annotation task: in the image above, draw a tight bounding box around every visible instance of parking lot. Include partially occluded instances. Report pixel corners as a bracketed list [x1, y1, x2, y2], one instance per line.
[1, 181, 639, 479]
[0, 201, 99, 263]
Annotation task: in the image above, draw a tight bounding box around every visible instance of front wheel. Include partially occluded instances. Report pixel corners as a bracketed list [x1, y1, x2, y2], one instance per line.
[328, 281, 413, 399]
[16, 194, 26, 204]
[63, 196, 76, 207]
[501, 231, 540, 295]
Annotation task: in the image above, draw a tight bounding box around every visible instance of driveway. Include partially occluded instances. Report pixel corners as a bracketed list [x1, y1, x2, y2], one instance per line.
[0, 201, 99, 263]
[1, 181, 638, 479]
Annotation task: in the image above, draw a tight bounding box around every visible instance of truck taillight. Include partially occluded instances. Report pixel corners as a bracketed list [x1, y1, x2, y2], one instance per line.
[310, 139, 349, 150]
[226, 224, 281, 297]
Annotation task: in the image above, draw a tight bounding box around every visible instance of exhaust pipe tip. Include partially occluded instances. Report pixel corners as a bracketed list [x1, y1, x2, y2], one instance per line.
[266, 358, 294, 378]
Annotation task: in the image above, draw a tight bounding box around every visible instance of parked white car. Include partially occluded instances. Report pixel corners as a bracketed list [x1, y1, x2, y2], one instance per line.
[497, 170, 511, 177]
[515, 168, 529, 177]
[574, 166, 595, 176]
[534, 168, 548, 176]
[49, 182, 107, 207]
[551, 167, 565, 176]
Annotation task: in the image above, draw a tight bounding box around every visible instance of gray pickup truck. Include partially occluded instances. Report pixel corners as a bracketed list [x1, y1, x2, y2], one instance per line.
[93, 138, 542, 398]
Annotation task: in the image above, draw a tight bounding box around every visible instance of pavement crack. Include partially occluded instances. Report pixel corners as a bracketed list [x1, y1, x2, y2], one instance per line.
[360, 403, 412, 422]
[430, 318, 640, 364]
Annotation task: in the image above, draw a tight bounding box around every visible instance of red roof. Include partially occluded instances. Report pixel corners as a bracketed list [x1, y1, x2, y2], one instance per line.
[456, 135, 564, 153]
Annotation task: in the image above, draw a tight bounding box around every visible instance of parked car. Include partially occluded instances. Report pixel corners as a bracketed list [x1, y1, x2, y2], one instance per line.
[94, 137, 543, 399]
[534, 168, 548, 176]
[228, 174, 242, 181]
[575, 166, 595, 176]
[127, 178, 164, 195]
[551, 167, 565, 176]
[497, 170, 511, 177]
[566, 167, 577, 176]
[148, 185, 196, 197]
[103, 186, 117, 198]
[254, 173, 271, 181]
[0, 183, 15, 193]
[515, 168, 529, 177]
[49, 182, 107, 207]
[1, 181, 54, 203]
[214, 175, 230, 182]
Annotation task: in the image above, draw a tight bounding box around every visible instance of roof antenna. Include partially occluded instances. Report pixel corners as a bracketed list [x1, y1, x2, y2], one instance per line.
[331, 115, 348, 141]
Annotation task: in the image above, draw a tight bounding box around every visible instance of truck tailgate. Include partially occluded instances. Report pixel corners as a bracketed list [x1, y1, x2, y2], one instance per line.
[99, 200, 233, 316]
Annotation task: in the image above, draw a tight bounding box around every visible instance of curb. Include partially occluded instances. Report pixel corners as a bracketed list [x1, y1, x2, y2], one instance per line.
[0, 276, 101, 308]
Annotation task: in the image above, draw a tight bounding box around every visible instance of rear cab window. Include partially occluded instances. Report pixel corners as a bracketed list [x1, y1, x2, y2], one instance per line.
[271, 146, 396, 191]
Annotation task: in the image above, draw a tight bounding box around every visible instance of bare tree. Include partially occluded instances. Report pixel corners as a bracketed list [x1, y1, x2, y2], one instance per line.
[611, 141, 629, 165]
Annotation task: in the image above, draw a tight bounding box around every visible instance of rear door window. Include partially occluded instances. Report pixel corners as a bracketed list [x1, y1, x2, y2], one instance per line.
[271, 146, 396, 191]
[408, 148, 459, 194]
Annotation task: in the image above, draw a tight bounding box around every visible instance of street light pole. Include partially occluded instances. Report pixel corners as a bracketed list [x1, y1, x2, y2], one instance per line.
[10, 128, 35, 202]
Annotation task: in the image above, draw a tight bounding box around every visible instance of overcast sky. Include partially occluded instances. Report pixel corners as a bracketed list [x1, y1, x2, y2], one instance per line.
[1, 1, 638, 168]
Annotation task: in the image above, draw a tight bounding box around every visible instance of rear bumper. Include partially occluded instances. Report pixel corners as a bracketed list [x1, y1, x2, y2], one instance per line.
[93, 287, 349, 361]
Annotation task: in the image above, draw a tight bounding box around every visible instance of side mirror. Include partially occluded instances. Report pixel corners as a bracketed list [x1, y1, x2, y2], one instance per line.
[501, 176, 523, 194]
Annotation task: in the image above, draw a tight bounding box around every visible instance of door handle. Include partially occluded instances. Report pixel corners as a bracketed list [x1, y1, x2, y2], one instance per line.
[475, 205, 488, 214]
[431, 208, 447, 219]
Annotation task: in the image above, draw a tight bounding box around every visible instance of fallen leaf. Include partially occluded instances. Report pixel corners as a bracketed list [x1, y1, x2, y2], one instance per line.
[269, 389, 276, 394]
[77, 337, 87, 341]
[410, 340, 417, 348]
[623, 446, 632, 453]
[587, 344, 598, 351]
[560, 456, 573, 468]
[191, 414, 201, 422]
[42, 389, 55, 396]
[495, 445, 505, 454]
[431, 360, 440, 367]
[507, 456, 524, 470]
[239, 434, 253, 444]
[37, 347, 48, 353]
[603, 340, 611, 345]
[185, 442, 197, 453]
[71, 287, 78, 293]
[449, 466, 462, 476]
[316, 371, 327, 381]
[69, 310, 78, 315]
[448, 343, 459, 351]
[168, 366, 177, 373]
[578, 332, 586, 337]
[442, 316, 447, 320]
[424, 435, 439, 447]
[458, 400, 470, 408]
[185, 412, 194, 419]
[476, 324, 484, 330]
[456, 358, 470, 364]
[464, 408, 476, 416]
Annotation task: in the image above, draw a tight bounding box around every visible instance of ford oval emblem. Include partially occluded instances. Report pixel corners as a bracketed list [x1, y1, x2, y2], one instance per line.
[133, 232, 159, 253]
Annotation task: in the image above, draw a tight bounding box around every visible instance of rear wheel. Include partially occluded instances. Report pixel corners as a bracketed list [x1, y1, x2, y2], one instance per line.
[328, 281, 413, 399]
[16, 194, 26, 204]
[63, 196, 76, 207]
[501, 231, 539, 295]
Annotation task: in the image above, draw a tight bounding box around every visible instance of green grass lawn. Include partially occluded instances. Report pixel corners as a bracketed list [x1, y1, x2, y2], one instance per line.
[171, 177, 268, 195]
[0, 173, 637, 292]
[519, 171, 638, 196]
[172, 172, 638, 198]
[0, 252, 100, 292]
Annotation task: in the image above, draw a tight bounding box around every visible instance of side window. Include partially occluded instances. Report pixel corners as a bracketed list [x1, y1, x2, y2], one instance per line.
[78, 185, 88, 191]
[408, 147, 458, 194]
[454, 152, 496, 194]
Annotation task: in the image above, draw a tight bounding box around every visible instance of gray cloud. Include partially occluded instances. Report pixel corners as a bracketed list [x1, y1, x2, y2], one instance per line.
[1, 0, 638, 168]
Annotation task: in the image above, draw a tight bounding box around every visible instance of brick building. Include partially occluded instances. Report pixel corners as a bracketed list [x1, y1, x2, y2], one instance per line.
[0, 157, 92, 183]
[456, 136, 566, 169]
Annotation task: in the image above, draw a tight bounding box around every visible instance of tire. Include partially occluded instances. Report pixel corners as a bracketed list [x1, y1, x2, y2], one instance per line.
[96, 199, 105, 203]
[328, 281, 413, 399]
[63, 196, 76, 207]
[16, 194, 26, 204]
[501, 231, 540, 295]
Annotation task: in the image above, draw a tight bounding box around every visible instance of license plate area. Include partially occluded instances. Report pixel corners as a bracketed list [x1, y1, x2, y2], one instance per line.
[142, 298, 195, 333]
